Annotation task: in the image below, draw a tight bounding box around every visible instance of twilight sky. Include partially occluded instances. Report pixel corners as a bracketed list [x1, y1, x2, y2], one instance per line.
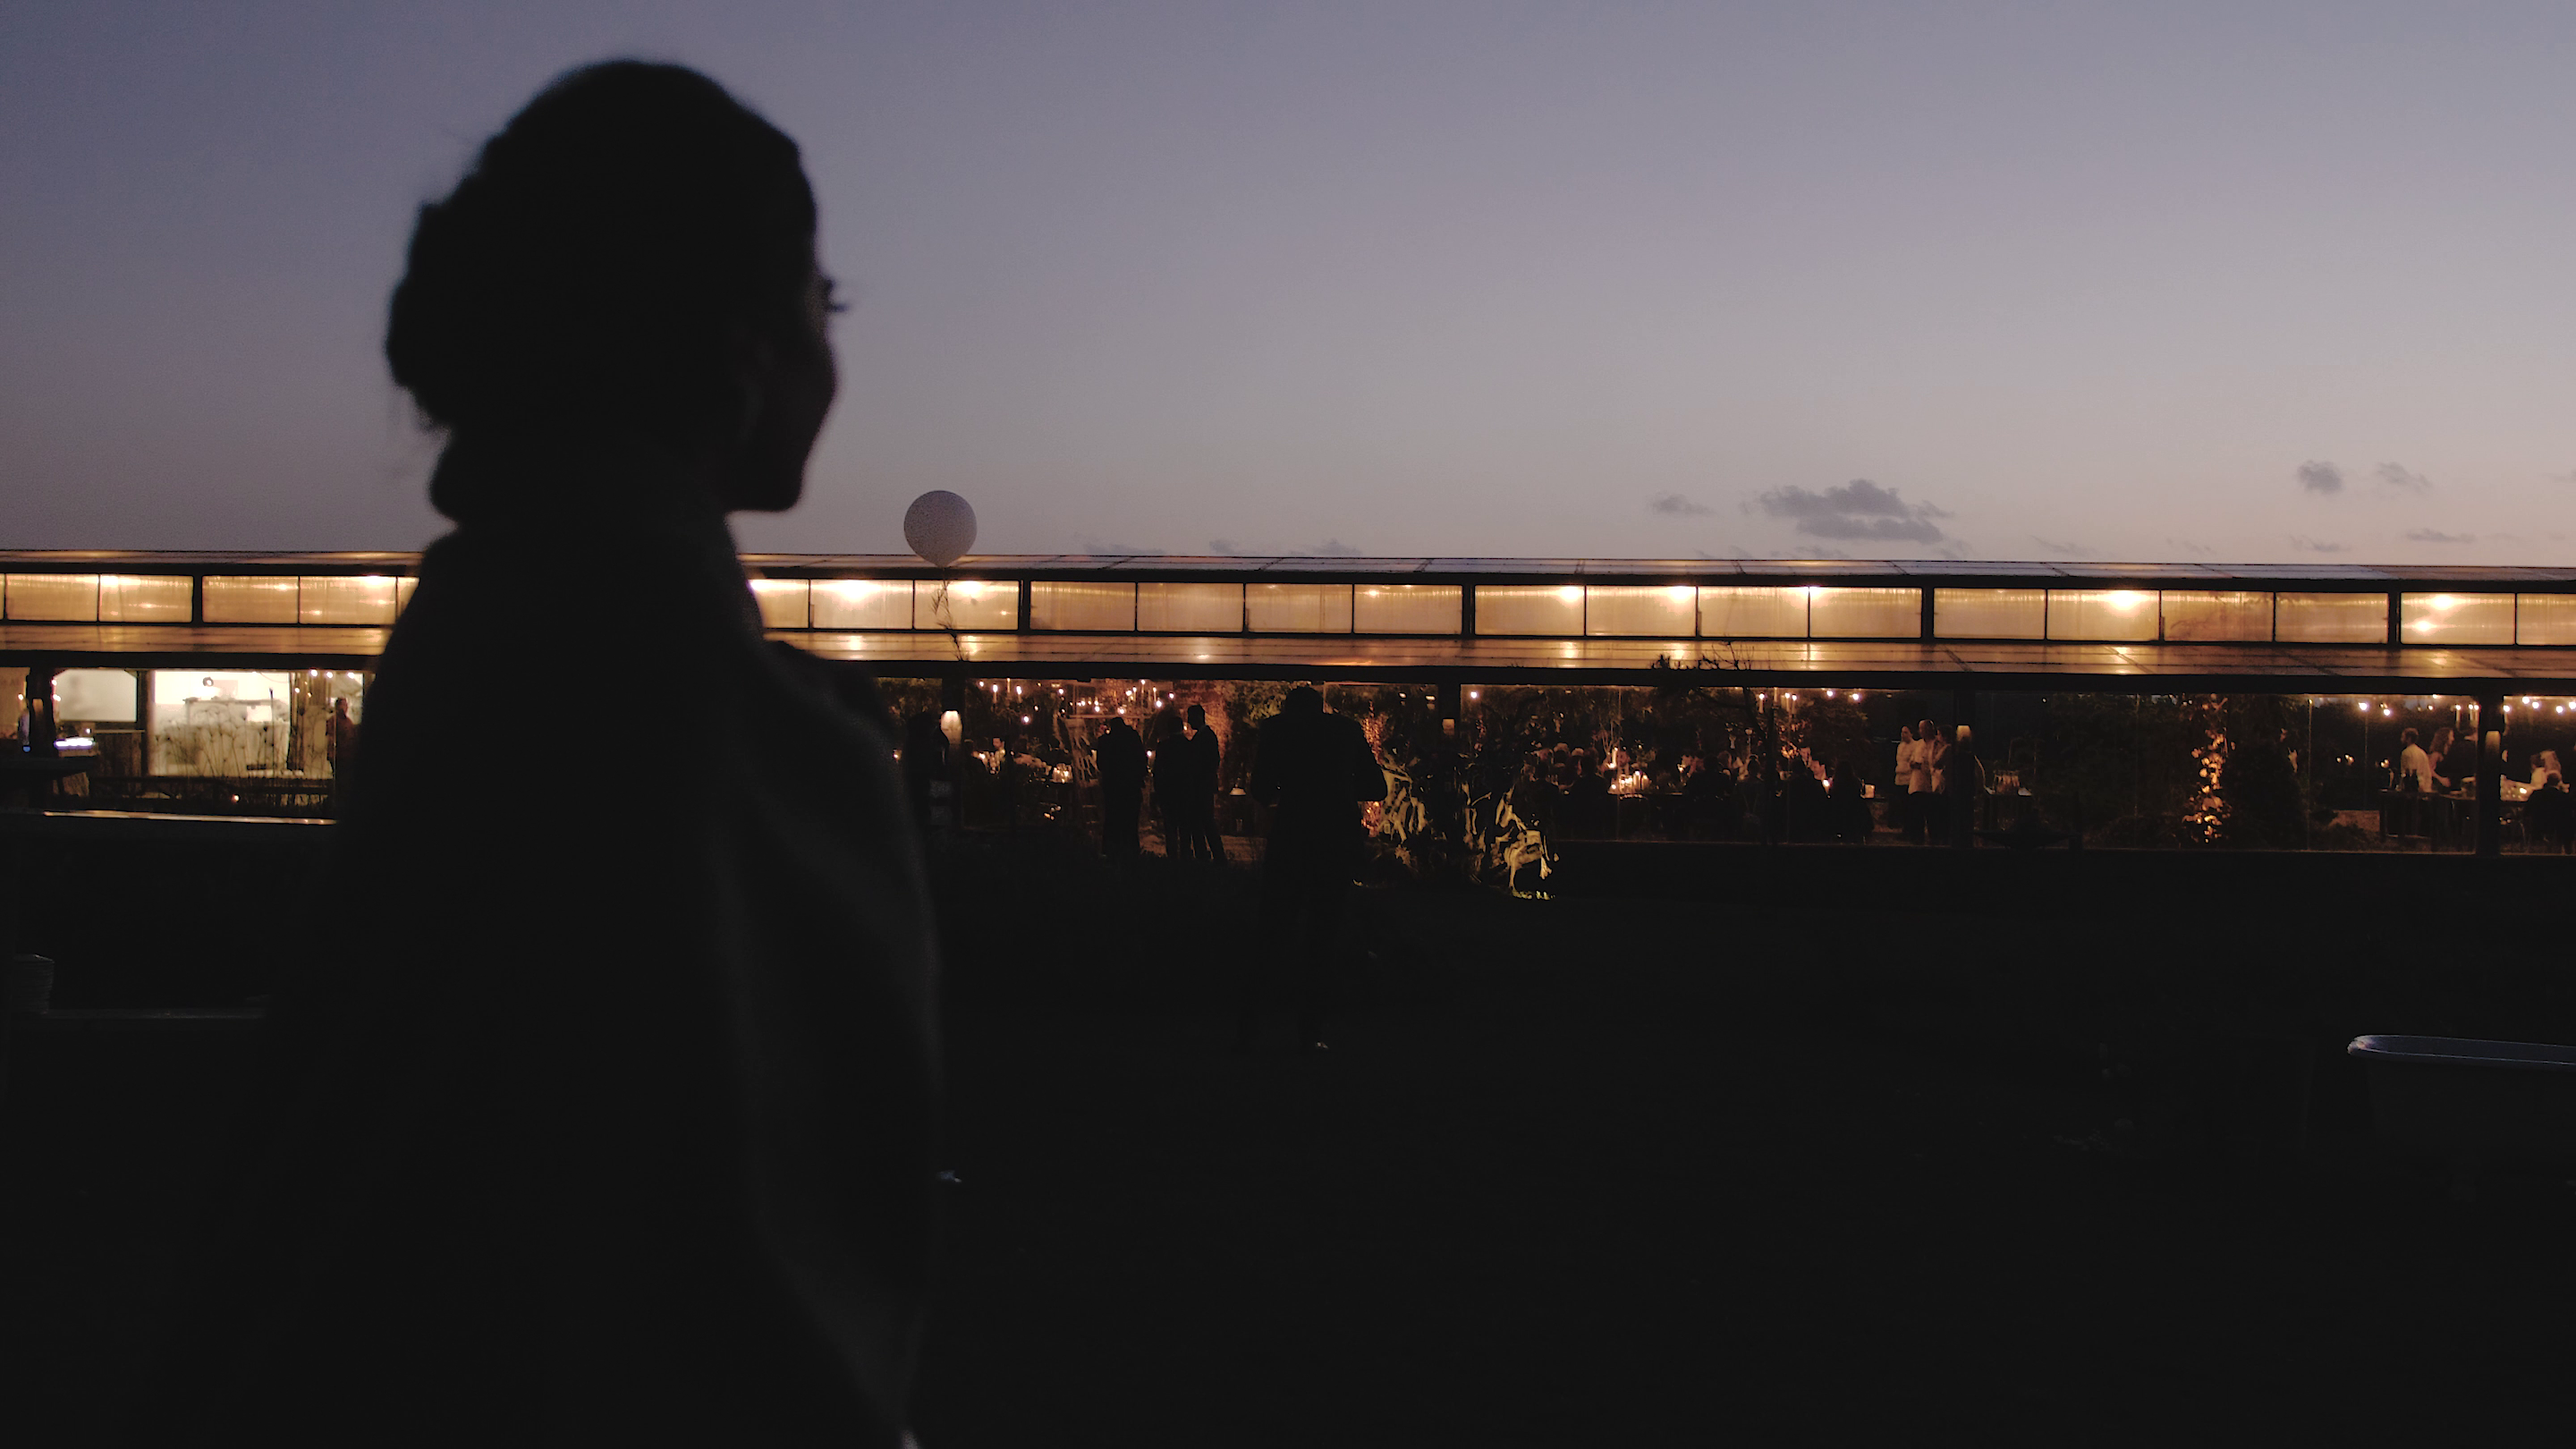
[4, 3, 2572, 564]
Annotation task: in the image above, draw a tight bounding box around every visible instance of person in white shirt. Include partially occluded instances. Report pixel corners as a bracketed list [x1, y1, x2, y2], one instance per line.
[2397, 727, 2434, 792]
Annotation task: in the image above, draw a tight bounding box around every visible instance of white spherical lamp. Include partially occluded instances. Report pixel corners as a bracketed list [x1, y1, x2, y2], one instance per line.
[903, 490, 977, 568]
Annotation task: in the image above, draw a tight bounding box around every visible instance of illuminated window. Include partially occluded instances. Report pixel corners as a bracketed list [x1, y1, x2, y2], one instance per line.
[1136, 582, 1242, 632]
[148, 669, 293, 775]
[1030, 581, 1136, 631]
[1246, 583, 1353, 633]
[2401, 592, 2512, 647]
[914, 580, 1018, 631]
[99, 574, 191, 623]
[1808, 587, 1919, 638]
[202, 576, 299, 624]
[54, 668, 138, 724]
[2046, 589, 2158, 642]
[2160, 590, 2271, 641]
[745, 579, 809, 628]
[396, 577, 419, 614]
[810, 579, 913, 630]
[299, 575, 400, 625]
[1697, 587, 1807, 638]
[2275, 592, 2386, 644]
[2517, 595, 2576, 646]
[4, 573, 99, 621]
[1585, 585, 1697, 638]
[1475, 585, 1587, 636]
[1933, 589, 2045, 639]
[1353, 584, 1462, 634]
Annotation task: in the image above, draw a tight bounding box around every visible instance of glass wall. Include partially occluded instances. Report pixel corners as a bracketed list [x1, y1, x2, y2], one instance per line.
[99, 574, 191, 622]
[748, 579, 810, 628]
[148, 669, 292, 775]
[1136, 582, 1242, 632]
[1247, 583, 1354, 633]
[2402, 592, 2513, 646]
[298, 575, 401, 625]
[1585, 585, 1697, 637]
[4, 572, 101, 621]
[1933, 589, 2046, 639]
[915, 580, 1018, 631]
[2275, 592, 2386, 644]
[812, 579, 913, 630]
[1476, 585, 1586, 636]
[1698, 586, 1807, 639]
[1354, 585, 1462, 634]
[1030, 581, 1136, 631]
[1809, 587, 1919, 638]
[2046, 589, 2158, 642]
[201, 576, 299, 624]
[2518, 595, 2576, 646]
[2161, 590, 2272, 641]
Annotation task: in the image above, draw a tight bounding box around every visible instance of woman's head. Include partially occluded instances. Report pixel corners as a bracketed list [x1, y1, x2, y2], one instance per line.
[388, 62, 834, 513]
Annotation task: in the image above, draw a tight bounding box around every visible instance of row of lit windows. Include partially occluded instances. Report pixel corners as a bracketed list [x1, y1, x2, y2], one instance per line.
[0, 574, 419, 625]
[5, 571, 2574, 647]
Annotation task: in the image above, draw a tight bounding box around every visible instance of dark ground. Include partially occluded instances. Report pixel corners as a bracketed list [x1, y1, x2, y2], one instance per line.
[6, 834, 2575, 1444]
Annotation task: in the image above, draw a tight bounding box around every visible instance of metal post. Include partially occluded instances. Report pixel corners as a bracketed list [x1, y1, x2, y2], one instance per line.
[2477, 693, 2504, 858]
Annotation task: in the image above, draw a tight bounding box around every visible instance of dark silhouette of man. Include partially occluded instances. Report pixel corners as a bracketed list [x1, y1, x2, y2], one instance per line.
[136, 64, 937, 1446]
[1945, 724, 1982, 848]
[1176, 703, 1224, 861]
[1095, 714, 1147, 860]
[1239, 686, 1385, 1050]
[323, 697, 359, 777]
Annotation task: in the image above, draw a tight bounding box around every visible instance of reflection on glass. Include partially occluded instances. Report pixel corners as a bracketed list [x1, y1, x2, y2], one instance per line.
[299, 575, 400, 626]
[4, 573, 100, 621]
[2401, 592, 2512, 646]
[916, 580, 1018, 631]
[1030, 581, 1136, 631]
[1354, 584, 1462, 634]
[1246, 583, 1354, 633]
[1933, 589, 2046, 640]
[2517, 595, 2576, 646]
[202, 576, 299, 624]
[2275, 592, 2386, 644]
[2160, 590, 2271, 641]
[1808, 587, 1919, 638]
[1137, 582, 1242, 632]
[1585, 585, 1696, 638]
[1698, 587, 1807, 638]
[746, 579, 810, 628]
[2046, 589, 2159, 641]
[811, 579, 913, 630]
[99, 574, 191, 623]
[1476, 585, 1586, 636]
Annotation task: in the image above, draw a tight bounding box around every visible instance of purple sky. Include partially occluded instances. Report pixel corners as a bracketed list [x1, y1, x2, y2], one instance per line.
[4, 3, 2572, 564]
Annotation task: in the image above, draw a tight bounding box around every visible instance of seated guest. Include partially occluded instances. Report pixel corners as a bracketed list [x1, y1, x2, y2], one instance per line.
[2528, 773, 2575, 852]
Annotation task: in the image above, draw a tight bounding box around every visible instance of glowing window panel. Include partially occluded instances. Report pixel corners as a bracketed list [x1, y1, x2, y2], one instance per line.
[1246, 583, 1353, 633]
[54, 668, 139, 723]
[1353, 584, 1462, 634]
[299, 575, 400, 625]
[1136, 582, 1242, 632]
[1585, 585, 1697, 638]
[2160, 590, 2272, 641]
[2516, 595, 2576, 646]
[99, 574, 191, 623]
[1697, 587, 1807, 639]
[396, 577, 419, 614]
[2401, 592, 2512, 647]
[745, 579, 810, 629]
[1933, 589, 2045, 640]
[1030, 580, 1136, 631]
[914, 580, 1017, 631]
[810, 579, 913, 630]
[1808, 587, 1919, 639]
[4, 573, 98, 621]
[1475, 585, 1587, 636]
[2275, 592, 2386, 644]
[2046, 589, 2159, 642]
[201, 576, 300, 624]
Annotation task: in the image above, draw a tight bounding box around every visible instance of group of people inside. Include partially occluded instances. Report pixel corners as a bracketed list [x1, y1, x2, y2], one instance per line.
[1894, 720, 1985, 846]
[1091, 704, 1226, 860]
[2392, 725, 2576, 848]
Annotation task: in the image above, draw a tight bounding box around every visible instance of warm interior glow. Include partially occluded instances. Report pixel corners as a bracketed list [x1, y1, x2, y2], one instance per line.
[1557, 585, 1583, 604]
[2104, 590, 2147, 611]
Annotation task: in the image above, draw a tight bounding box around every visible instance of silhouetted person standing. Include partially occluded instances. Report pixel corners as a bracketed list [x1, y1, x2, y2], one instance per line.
[1238, 686, 1385, 1050]
[138, 64, 938, 1447]
[1096, 714, 1147, 860]
[1177, 703, 1224, 861]
[1945, 724, 1982, 848]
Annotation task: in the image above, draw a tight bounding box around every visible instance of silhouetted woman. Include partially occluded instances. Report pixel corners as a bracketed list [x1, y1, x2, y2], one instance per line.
[138, 64, 937, 1445]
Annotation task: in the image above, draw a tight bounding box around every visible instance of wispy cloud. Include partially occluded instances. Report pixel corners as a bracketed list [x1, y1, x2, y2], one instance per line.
[1648, 492, 1713, 516]
[2297, 460, 2344, 496]
[1207, 538, 1242, 555]
[2374, 462, 2434, 494]
[2403, 527, 2474, 545]
[1749, 479, 1949, 544]
[2290, 536, 2350, 555]
[1300, 538, 1362, 557]
[2028, 535, 2092, 556]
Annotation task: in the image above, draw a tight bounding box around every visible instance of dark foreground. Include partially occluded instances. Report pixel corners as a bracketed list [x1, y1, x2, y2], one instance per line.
[7, 836, 2575, 1444]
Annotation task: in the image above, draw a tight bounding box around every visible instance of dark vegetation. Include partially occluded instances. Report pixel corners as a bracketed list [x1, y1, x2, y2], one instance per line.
[5, 825, 2574, 1444]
